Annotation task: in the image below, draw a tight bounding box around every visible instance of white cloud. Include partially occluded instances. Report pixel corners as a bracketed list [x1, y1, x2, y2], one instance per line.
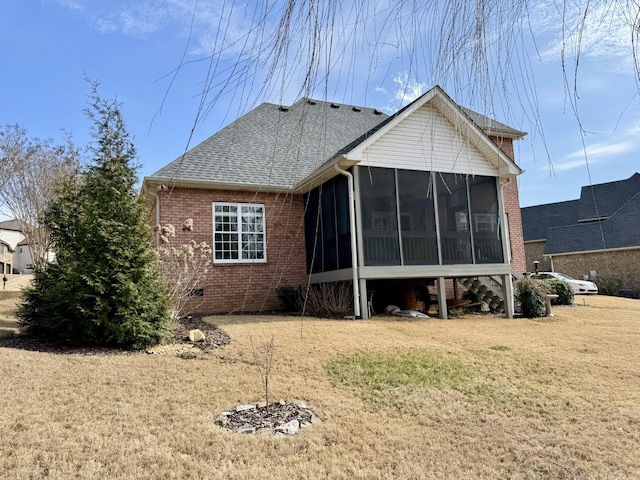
[375, 72, 426, 112]
[553, 138, 638, 172]
[530, 0, 635, 73]
[391, 73, 426, 104]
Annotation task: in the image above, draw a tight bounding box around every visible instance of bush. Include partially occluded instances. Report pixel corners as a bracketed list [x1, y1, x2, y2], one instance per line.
[515, 278, 547, 318]
[540, 279, 574, 305]
[594, 276, 623, 296]
[18, 87, 172, 350]
[276, 285, 304, 312]
[303, 282, 353, 318]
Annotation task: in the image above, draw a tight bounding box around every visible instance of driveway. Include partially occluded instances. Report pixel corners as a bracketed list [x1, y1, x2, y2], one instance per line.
[0, 274, 32, 338]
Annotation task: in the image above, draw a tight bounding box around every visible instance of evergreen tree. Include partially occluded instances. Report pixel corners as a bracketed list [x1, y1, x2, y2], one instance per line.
[19, 85, 172, 349]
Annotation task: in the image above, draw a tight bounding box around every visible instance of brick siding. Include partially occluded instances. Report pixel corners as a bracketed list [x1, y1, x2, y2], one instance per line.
[153, 187, 307, 314]
[524, 240, 552, 273]
[489, 136, 527, 276]
[551, 249, 640, 291]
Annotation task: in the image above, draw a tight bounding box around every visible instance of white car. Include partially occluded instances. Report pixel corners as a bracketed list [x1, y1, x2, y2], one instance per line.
[531, 272, 598, 295]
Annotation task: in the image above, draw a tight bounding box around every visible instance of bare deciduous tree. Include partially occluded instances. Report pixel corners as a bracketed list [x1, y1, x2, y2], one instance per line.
[0, 124, 80, 271]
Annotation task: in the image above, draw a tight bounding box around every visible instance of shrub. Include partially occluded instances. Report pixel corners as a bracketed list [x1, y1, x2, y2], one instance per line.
[276, 285, 304, 312]
[594, 275, 623, 296]
[541, 279, 574, 305]
[155, 221, 212, 321]
[18, 87, 172, 350]
[515, 278, 547, 318]
[303, 282, 353, 318]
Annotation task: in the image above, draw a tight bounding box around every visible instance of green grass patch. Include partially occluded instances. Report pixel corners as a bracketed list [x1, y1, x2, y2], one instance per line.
[326, 349, 475, 413]
[489, 345, 510, 351]
[326, 348, 574, 419]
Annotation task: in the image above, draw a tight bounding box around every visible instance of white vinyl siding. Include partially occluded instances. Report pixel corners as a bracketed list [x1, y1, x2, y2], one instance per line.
[359, 104, 499, 176]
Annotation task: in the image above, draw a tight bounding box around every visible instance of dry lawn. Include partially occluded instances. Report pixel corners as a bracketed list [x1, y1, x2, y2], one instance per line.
[1, 295, 639, 479]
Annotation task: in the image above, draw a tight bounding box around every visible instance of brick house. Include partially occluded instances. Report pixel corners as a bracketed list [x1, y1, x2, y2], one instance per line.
[521, 173, 640, 293]
[143, 86, 527, 318]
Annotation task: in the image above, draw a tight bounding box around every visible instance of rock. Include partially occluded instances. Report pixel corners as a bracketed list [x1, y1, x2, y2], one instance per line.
[309, 413, 322, 425]
[274, 432, 287, 439]
[237, 424, 256, 435]
[275, 419, 300, 436]
[293, 400, 308, 409]
[235, 404, 255, 412]
[188, 329, 206, 342]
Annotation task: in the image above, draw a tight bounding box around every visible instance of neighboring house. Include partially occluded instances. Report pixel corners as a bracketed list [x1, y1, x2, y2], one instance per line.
[521, 173, 640, 292]
[0, 219, 25, 274]
[0, 219, 25, 251]
[14, 239, 35, 274]
[0, 240, 14, 275]
[143, 86, 527, 319]
[0, 218, 43, 274]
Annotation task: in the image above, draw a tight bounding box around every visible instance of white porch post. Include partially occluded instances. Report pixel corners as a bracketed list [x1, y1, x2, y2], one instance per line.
[502, 273, 515, 318]
[359, 278, 369, 319]
[437, 276, 448, 319]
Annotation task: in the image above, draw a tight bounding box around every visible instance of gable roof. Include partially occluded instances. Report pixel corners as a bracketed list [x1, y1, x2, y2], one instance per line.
[340, 86, 524, 178]
[577, 172, 640, 221]
[545, 192, 640, 253]
[521, 172, 640, 253]
[145, 86, 525, 192]
[0, 219, 23, 232]
[521, 200, 581, 241]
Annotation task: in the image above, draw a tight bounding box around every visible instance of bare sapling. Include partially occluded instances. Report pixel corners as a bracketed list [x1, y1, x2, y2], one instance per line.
[250, 335, 275, 412]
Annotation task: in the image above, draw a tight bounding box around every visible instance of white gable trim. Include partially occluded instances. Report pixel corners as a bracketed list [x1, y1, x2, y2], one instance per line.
[345, 86, 522, 178]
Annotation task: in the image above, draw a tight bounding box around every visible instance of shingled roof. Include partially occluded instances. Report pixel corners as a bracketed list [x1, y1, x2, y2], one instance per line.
[577, 172, 640, 221]
[146, 87, 525, 191]
[147, 99, 388, 190]
[521, 172, 640, 253]
[521, 200, 581, 241]
[545, 192, 640, 253]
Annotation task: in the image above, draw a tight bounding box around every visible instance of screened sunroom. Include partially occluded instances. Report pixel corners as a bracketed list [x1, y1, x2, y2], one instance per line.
[303, 165, 515, 319]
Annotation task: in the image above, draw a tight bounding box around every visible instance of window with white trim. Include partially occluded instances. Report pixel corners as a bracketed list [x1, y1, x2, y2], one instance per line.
[213, 203, 266, 263]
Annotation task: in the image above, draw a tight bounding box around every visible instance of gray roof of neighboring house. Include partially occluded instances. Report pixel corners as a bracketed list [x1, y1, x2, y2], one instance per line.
[577, 172, 640, 220]
[0, 219, 23, 232]
[522, 172, 640, 253]
[521, 199, 581, 241]
[146, 90, 524, 190]
[545, 192, 640, 253]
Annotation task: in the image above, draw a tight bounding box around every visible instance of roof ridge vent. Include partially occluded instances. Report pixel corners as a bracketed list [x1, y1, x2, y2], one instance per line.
[279, 106, 289, 112]
[307, 100, 316, 105]
[352, 107, 361, 112]
[373, 109, 382, 115]
[330, 103, 340, 109]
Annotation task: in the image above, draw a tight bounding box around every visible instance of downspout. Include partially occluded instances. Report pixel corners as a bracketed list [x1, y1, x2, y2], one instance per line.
[334, 163, 361, 319]
[144, 185, 162, 247]
[499, 177, 512, 264]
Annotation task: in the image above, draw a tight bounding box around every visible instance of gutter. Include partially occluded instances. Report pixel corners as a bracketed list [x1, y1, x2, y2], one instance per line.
[334, 163, 362, 319]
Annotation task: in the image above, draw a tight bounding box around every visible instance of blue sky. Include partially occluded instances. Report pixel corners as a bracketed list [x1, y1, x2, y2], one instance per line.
[2, 0, 639, 208]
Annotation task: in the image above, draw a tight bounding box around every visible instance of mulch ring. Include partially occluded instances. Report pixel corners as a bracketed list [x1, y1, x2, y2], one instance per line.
[0, 314, 230, 357]
[216, 400, 322, 437]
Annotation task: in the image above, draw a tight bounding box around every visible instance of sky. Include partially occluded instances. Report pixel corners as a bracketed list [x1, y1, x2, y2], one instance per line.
[2, 0, 639, 208]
